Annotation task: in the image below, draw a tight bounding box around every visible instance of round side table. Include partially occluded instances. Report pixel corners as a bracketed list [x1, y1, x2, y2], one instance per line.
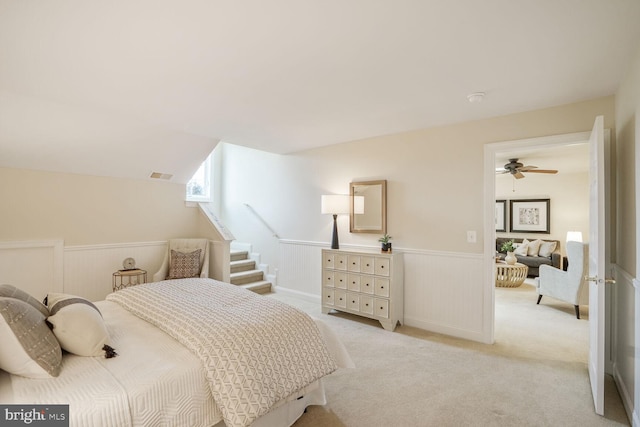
[495, 262, 528, 287]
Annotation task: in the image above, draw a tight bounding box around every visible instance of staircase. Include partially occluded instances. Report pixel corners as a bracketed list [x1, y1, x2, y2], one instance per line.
[230, 250, 272, 294]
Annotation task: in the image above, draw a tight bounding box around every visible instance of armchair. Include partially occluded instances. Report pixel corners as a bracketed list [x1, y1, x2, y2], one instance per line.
[536, 241, 588, 319]
[153, 239, 210, 282]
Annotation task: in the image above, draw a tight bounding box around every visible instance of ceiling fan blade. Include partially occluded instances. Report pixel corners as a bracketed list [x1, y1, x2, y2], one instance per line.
[514, 171, 525, 179]
[518, 165, 538, 172]
[525, 169, 558, 174]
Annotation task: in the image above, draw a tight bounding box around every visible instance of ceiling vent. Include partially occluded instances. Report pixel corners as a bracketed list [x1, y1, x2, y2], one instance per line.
[149, 172, 173, 180]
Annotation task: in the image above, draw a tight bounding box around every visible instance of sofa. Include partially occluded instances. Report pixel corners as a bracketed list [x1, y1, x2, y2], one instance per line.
[496, 237, 562, 277]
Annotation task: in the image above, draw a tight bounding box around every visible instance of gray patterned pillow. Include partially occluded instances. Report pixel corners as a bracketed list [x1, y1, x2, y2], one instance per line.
[0, 297, 62, 378]
[0, 284, 49, 317]
[168, 249, 202, 279]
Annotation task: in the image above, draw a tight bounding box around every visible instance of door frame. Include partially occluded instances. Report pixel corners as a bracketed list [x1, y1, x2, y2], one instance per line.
[483, 131, 592, 343]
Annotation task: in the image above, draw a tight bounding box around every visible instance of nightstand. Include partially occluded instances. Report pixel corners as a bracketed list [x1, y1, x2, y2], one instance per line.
[113, 269, 147, 292]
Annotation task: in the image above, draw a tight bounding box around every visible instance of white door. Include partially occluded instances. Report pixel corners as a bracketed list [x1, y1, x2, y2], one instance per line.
[588, 115, 606, 415]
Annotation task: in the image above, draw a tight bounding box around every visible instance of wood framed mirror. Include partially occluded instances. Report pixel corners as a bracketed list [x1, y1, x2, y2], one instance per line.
[350, 180, 387, 234]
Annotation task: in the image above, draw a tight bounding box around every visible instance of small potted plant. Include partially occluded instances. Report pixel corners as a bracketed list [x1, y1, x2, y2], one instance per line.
[500, 240, 517, 265]
[379, 234, 392, 252]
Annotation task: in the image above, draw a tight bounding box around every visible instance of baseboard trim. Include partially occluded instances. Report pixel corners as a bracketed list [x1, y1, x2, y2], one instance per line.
[273, 286, 320, 304]
[404, 316, 488, 344]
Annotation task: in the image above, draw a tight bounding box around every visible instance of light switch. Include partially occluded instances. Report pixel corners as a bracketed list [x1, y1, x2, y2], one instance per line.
[467, 231, 477, 243]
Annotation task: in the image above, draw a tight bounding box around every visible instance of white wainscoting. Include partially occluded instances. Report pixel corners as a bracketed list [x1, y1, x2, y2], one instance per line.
[2, 239, 227, 303]
[64, 241, 167, 301]
[610, 265, 638, 426]
[0, 240, 64, 300]
[278, 240, 486, 342]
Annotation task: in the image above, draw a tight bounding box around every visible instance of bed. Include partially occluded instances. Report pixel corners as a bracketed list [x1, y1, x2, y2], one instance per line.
[0, 278, 353, 427]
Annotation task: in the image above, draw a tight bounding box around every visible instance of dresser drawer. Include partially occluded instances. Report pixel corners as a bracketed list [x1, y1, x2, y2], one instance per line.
[374, 298, 389, 318]
[323, 253, 335, 269]
[334, 290, 347, 308]
[360, 295, 374, 315]
[347, 274, 361, 292]
[334, 254, 348, 271]
[334, 272, 347, 289]
[322, 270, 335, 287]
[323, 288, 334, 306]
[374, 257, 391, 277]
[347, 293, 360, 311]
[361, 276, 374, 294]
[374, 277, 390, 297]
[361, 256, 374, 274]
[347, 255, 361, 272]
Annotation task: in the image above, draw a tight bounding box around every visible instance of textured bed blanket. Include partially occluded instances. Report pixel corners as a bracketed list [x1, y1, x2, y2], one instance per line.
[106, 278, 337, 427]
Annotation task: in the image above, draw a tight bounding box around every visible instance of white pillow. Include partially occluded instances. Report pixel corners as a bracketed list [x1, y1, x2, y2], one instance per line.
[527, 239, 542, 256]
[539, 240, 558, 258]
[0, 297, 62, 378]
[46, 293, 113, 357]
[514, 240, 529, 256]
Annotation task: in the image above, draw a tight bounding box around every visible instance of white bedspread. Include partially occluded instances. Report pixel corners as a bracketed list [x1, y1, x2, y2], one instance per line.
[107, 279, 338, 427]
[4, 300, 221, 427]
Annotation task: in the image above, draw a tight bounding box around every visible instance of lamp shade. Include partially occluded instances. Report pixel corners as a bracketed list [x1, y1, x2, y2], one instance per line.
[321, 195, 350, 215]
[566, 231, 583, 242]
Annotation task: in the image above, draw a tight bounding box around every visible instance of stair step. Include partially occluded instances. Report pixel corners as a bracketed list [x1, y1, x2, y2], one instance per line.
[230, 259, 256, 273]
[239, 280, 272, 294]
[230, 269, 264, 285]
[230, 250, 249, 262]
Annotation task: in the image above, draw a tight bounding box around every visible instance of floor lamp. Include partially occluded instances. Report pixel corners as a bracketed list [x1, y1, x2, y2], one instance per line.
[321, 195, 350, 249]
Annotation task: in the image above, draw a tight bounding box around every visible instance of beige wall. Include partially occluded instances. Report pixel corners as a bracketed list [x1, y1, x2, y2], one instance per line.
[220, 96, 614, 272]
[615, 46, 639, 277]
[0, 167, 202, 245]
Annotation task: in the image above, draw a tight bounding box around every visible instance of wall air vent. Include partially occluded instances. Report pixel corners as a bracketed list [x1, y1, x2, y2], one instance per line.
[149, 172, 173, 180]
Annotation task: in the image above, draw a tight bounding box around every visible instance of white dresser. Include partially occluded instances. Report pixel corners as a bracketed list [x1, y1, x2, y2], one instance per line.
[321, 248, 404, 331]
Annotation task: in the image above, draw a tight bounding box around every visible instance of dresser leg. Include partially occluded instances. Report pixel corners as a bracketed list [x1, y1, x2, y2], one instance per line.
[379, 320, 397, 332]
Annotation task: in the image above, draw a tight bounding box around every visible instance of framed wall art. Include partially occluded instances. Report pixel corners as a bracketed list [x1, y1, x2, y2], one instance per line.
[509, 199, 550, 233]
[495, 200, 506, 232]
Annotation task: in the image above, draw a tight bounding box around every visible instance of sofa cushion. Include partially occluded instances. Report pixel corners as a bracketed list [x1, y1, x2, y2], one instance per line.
[514, 241, 528, 256]
[527, 239, 542, 256]
[538, 240, 557, 257]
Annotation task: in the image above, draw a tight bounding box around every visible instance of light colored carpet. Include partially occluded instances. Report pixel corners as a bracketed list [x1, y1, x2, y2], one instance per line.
[268, 279, 630, 426]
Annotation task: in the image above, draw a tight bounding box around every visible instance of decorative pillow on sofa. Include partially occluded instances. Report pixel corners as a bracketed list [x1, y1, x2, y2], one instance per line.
[538, 240, 557, 258]
[168, 249, 202, 279]
[527, 239, 542, 256]
[514, 240, 529, 256]
[46, 293, 116, 358]
[0, 284, 49, 317]
[0, 297, 62, 378]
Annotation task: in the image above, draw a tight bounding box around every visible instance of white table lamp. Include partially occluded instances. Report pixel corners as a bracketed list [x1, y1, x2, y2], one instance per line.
[321, 195, 350, 249]
[566, 231, 583, 242]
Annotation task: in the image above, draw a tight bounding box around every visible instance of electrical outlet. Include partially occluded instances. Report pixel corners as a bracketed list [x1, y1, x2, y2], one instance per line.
[467, 231, 477, 243]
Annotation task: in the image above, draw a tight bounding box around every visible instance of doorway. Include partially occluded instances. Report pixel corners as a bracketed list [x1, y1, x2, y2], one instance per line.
[492, 141, 591, 363]
[483, 130, 593, 344]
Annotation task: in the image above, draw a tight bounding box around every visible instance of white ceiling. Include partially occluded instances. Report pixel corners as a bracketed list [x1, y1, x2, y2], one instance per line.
[1, 1, 639, 182]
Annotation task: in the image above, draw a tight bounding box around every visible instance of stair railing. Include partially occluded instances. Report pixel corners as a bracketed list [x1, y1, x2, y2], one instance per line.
[243, 203, 281, 239]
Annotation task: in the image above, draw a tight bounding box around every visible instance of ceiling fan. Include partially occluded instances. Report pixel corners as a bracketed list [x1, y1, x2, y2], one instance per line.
[497, 158, 558, 179]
